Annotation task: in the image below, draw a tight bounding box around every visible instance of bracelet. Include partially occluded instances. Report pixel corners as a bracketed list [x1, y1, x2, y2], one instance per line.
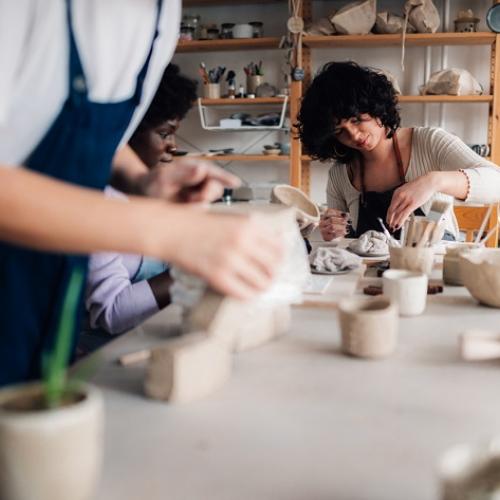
[458, 169, 471, 201]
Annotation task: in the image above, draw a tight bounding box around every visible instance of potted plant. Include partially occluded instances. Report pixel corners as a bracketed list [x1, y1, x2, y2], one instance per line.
[0, 269, 104, 500]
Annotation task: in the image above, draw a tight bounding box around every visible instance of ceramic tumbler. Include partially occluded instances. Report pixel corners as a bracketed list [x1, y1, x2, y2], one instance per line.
[203, 83, 221, 99]
[382, 269, 428, 316]
[246, 75, 263, 95]
[389, 246, 435, 276]
[338, 297, 398, 359]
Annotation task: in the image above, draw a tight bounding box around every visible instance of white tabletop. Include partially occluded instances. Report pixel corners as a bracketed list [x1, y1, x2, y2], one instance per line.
[81, 262, 500, 500]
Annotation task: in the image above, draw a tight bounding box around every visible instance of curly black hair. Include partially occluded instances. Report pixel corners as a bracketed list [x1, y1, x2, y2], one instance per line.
[135, 63, 198, 131]
[297, 61, 401, 163]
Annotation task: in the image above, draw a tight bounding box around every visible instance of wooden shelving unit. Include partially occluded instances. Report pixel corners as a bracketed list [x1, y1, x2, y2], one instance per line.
[398, 95, 494, 103]
[176, 37, 282, 53]
[303, 32, 496, 49]
[195, 154, 290, 161]
[200, 97, 287, 106]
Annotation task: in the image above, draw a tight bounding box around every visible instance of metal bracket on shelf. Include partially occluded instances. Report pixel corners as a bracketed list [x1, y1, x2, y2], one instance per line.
[197, 96, 289, 131]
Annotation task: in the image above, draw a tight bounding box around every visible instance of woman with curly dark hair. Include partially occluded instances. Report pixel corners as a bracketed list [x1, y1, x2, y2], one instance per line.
[297, 61, 500, 241]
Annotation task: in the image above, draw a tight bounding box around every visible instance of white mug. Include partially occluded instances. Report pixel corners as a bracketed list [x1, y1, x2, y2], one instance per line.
[383, 269, 428, 316]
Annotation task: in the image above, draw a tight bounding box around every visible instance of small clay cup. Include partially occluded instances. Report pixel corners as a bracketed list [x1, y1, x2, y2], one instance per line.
[338, 297, 398, 359]
[383, 269, 428, 316]
[389, 246, 435, 276]
[443, 243, 482, 286]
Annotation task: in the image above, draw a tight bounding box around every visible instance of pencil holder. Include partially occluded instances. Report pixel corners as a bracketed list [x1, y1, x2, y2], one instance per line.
[389, 246, 435, 276]
[246, 75, 263, 95]
[203, 83, 221, 99]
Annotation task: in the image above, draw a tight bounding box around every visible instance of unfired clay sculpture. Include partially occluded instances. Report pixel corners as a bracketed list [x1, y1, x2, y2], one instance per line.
[331, 0, 376, 35]
[459, 249, 500, 308]
[270, 184, 320, 237]
[144, 333, 231, 403]
[348, 230, 389, 256]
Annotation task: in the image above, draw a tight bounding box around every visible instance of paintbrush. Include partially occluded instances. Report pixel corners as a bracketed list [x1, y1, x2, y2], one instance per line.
[427, 200, 451, 225]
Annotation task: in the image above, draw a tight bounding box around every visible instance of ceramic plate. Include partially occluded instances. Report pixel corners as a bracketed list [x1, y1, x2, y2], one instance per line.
[487, 4, 500, 33]
[310, 266, 353, 275]
[347, 248, 389, 258]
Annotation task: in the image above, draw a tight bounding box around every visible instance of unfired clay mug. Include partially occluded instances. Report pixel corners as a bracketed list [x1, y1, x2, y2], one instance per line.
[389, 246, 435, 276]
[383, 269, 428, 316]
[338, 297, 398, 359]
[443, 243, 481, 286]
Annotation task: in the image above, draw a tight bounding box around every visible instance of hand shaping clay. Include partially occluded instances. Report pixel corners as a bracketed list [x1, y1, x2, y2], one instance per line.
[144, 333, 231, 403]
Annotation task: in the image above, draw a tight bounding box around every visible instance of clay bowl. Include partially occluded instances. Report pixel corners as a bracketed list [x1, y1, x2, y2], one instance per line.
[443, 242, 481, 286]
[270, 185, 320, 225]
[459, 248, 500, 307]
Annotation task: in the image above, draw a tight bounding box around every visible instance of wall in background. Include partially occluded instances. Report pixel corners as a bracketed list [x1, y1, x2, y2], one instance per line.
[173, 0, 494, 203]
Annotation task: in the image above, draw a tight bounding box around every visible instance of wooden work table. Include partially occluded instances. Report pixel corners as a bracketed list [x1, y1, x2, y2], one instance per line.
[81, 263, 500, 500]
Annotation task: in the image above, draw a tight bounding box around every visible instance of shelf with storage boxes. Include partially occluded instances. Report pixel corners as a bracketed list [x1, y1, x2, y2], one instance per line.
[292, 0, 500, 246]
[172, 1, 296, 199]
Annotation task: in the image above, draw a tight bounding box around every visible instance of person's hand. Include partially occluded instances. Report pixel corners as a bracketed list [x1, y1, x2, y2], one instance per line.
[170, 211, 284, 300]
[318, 208, 350, 241]
[386, 173, 438, 230]
[138, 159, 241, 203]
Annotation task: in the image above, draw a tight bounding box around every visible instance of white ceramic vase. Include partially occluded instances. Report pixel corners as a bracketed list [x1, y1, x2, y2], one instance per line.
[0, 382, 104, 500]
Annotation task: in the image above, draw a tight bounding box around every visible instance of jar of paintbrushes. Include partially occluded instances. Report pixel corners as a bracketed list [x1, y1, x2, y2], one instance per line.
[199, 63, 226, 99]
[244, 61, 264, 95]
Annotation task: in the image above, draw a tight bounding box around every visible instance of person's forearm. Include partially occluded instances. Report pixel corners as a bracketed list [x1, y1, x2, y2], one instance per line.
[0, 166, 177, 258]
[110, 144, 148, 195]
[427, 171, 468, 201]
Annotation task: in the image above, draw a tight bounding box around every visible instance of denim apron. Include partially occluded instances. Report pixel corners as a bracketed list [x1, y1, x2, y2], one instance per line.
[0, 0, 163, 385]
[355, 131, 424, 239]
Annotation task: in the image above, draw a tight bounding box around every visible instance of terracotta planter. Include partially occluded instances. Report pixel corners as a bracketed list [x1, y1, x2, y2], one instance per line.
[0, 382, 103, 500]
[459, 248, 500, 308]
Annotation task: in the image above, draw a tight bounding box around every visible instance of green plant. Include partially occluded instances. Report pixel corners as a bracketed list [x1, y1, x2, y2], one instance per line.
[42, 267, 85, 408]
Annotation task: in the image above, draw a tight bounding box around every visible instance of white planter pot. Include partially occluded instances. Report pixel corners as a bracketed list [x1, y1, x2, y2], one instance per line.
[0, 382, 103, 500]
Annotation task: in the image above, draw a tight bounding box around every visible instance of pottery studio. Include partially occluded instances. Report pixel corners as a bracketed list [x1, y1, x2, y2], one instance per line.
[3, 1, 500, 500]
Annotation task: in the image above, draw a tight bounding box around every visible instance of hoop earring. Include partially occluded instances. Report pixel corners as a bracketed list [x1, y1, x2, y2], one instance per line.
[333, 144, 347, 158]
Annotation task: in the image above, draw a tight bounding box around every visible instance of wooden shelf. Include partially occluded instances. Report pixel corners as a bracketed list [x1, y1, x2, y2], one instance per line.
[303, 32, 496, 49]
[200, 97, 287, 105]
[192, 154, 312, 161]
[176, 37, 282, 53]
[184, 0, 283, 5]
[398, 95, 493, 103]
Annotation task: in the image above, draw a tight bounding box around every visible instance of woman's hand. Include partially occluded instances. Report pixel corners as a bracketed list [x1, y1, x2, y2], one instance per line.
[318, 208, 350, 241]
[386, 172, 439, 230]
[168, 210, 284, 300]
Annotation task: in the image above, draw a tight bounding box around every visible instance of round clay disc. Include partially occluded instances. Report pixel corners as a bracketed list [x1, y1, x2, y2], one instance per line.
[287, 16, 304, 34]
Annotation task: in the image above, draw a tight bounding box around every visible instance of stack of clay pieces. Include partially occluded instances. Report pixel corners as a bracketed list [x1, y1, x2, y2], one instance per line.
[144, 204, 303, 404]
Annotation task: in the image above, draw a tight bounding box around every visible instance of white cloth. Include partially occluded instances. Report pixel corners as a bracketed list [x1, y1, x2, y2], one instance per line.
[348, 231, 389, 256]
[0, 0, 180, 165]
[310, 247, 362, 273]
[326, 127, 500, 240]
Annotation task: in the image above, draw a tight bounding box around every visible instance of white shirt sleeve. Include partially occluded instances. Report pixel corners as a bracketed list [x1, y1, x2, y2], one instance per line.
[428, 127, 500, 204]
[0, 0, 31, 126]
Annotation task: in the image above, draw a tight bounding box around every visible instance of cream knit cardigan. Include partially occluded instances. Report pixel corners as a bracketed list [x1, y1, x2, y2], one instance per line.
[326, 127, 500, 238]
